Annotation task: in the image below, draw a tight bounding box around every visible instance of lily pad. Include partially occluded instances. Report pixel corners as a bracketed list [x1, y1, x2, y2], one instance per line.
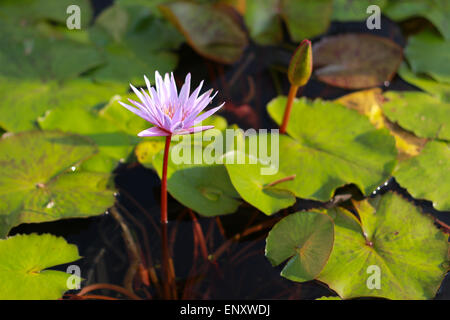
[0, 233, 81, 300]
[404, 30, 450, 84]
[316, 192, 449, 299]
[159, 2, 247, 64]
[394, 141, 450, 211]
[0, 22, 102, 82]
[0, 78, 126, 132]
[0, 131, 115, 237]
[0, 0, 93, 27]
[152, 140, 241, 217]
[267, 97, 397, 201]
[265, 211, 334, 282]
[382, 91, 450, 141]
[244, 0, 333, 45]
[398, 63, 450, 103]
[336, 89, 428, 159]
[385, 0, 450, 40]
[224, 149, 297, 215]
[38, 104, 137, 173]
[313, 34, 403, 89]
[89, 3, 182, 84]
[332, 0, 387, 21]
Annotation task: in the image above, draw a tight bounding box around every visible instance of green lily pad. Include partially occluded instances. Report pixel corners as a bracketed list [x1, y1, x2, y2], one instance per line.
[404, 30, 450, 84]
[398, 63, 450, 103]
[0, 0, 93, 27]
[382, 91, 450, 141]
[0, 22, 102, 82]
[332, 0, 387, 21]
[267, 97, 397, 201]
[159, 2, 247, 64]
[265, 211, 334, 282]
[0, 78, 126, 132]
[313, 34, 403, 89]
[0, 233, 81, 300]
[0, 131, 115, 237]
[244, 0, 333, 45]
[153, 140, 241, 217]
[89, 3, 182, 84]
[385, 0, 450, 40]
[317, 192, 449, 299]
[395, 141, 450, 211]
[38, 104, 137, 173]
[224, 149, 296, 215]
[98, 94, 150, 137]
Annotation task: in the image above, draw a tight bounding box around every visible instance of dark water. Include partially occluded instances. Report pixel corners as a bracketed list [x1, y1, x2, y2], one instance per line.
[9, 1, 450, 300]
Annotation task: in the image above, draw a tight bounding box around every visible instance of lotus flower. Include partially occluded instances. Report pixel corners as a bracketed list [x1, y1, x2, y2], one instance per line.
[119, 71, 224, 137]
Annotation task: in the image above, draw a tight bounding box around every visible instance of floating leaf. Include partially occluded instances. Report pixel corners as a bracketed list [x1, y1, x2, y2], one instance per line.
[332, 0, 387, 21]
[395, 141, 450, 211]
[385, 0, 450, 40]
[336, 89, 427, 159]
[152, 140, 241, 217]
[38, 104, 136, 173]
[404, 30, 450, 84]
[0, 22, 102, 81]
[159, 2, 247, 64]
[244, 0, 333, 45]
[398, 63, 450, 103]
[0, 233, 81, 300]
[267, 97, 397, 201]
[224, 149, 296, 215]
[266, 211, 334, 282]
[0, 131, 115, 237]
[90, 3, 182, 84]
[0, 78, 126, 132]
[313, 34, 403, 89]
[382, 91, 450, 141]
[0, 0, 93, 27]
[316, 193, 449, 299]
[135, 139, 166, 170]
[98, 94, 150, 137]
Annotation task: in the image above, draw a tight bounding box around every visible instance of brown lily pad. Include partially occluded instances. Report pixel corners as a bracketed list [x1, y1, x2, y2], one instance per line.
[159, 2, 247, 64]
[313, 34, 403, 89]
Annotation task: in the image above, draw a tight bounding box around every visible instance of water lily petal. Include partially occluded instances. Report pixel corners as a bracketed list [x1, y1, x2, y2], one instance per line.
[137, 127, 170, 137]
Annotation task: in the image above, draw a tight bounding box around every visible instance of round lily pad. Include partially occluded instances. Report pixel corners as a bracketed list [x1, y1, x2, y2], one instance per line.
[317, 192, 449, 299]
[394, 141, 450, 211]
[266, 211, 334, 282]
[0, 131, 115, 237]
[0, 233, 81, 300]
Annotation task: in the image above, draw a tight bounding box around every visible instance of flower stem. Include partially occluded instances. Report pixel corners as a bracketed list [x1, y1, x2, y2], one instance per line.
[161, 135, 172, 224]
[280, 84, 300, 134]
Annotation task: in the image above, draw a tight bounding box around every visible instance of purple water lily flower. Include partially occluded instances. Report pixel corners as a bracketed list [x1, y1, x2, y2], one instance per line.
[119, 71, 224, 137]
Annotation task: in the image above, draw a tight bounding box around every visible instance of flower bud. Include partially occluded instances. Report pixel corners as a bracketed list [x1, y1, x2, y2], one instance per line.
[288, 39, 313, 87]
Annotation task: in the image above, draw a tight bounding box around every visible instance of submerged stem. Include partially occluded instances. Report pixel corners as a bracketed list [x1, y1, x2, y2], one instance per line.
[161, 135, 172, 224]
[280, 84, 300, 134]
